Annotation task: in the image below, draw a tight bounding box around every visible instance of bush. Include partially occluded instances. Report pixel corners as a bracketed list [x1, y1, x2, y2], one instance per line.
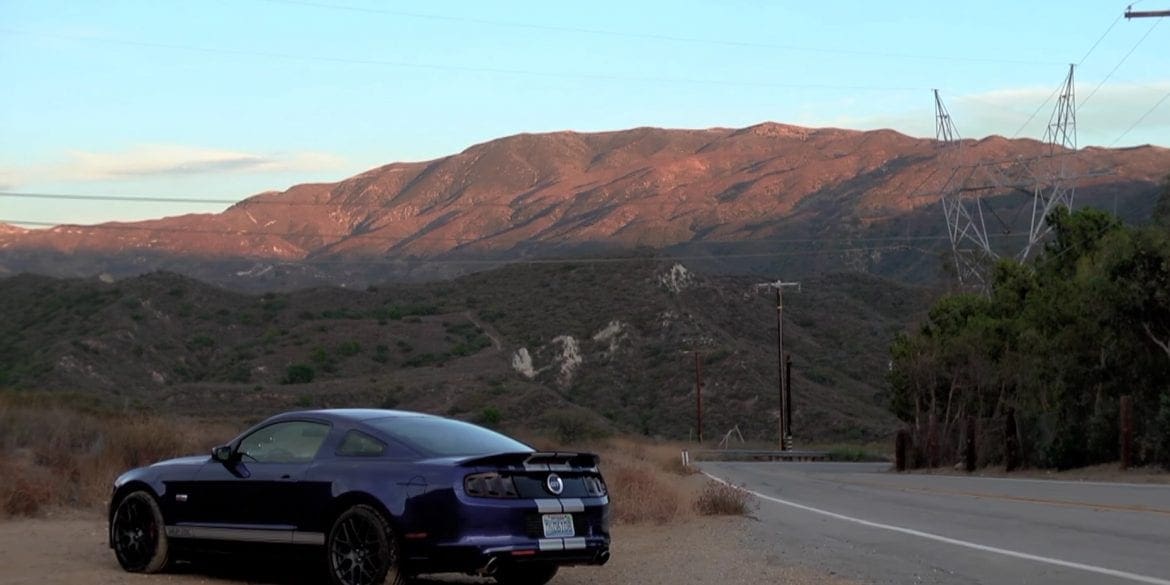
[0, 398, 235, 518]
[545, 411, 603, 445]
[826, 445, 885, 462]
[337, 341, 362, 357]
[660, 452, 698, 476]
[283, 364, 316, 384]
[606, 464, 680, 524]
[693, 480, 755, 516]
[478, 406, 502, 427]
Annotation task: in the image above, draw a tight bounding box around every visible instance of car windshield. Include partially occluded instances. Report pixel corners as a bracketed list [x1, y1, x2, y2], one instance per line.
[365, 416, 531, 457]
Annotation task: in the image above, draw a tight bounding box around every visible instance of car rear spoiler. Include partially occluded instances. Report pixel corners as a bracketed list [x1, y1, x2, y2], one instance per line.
[459, 451, 600, 470]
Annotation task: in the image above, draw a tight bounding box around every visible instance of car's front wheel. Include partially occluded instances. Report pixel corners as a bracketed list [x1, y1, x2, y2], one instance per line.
[110, 490, 170, 573]
[326, 504, 407, 585]
[494, 563, 559, 585]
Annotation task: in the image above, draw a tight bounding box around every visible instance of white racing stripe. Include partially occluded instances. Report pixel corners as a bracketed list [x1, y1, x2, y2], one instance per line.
[534, 499, 561, 514]
[561, 498, 585, 513]
[538, 538, 564, 551]
[563, 537, 587, 550]
[704, 472, 1170, 585]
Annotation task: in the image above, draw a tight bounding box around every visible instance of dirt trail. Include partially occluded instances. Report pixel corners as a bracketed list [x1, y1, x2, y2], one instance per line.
[0, 512, 855, 585]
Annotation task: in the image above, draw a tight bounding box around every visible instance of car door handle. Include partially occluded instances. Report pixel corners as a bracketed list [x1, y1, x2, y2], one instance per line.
[279, 474, 294, 481]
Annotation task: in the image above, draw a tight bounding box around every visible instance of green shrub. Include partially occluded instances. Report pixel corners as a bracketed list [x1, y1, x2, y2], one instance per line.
[544, 411, 603, 445]
[283, 364, 315, 384]
[337, 341, 361, 357]
[478, 406, 502, 427]
[187, 336, 217, 348]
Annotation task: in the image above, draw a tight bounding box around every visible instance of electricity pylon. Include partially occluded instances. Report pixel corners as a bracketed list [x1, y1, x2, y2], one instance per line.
[934, 65, 1080, 287]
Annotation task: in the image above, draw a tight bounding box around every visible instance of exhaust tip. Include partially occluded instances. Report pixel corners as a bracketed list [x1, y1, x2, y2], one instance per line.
[480, 557, 499, 576]
[596, 550, 611, 565]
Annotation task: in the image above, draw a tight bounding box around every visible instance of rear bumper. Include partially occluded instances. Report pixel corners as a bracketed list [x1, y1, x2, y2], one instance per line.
[399, 473, 611, 576]
[406, 536, 611, 575]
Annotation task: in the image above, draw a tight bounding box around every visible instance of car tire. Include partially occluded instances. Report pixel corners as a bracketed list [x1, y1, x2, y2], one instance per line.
[110, 490, 170, 573]
[494, 562, 559, 585]
[326, 504, 408, 585]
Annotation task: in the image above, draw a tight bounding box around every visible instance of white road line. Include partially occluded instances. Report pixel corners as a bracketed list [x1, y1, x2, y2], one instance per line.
[704, 472, 1170, 585]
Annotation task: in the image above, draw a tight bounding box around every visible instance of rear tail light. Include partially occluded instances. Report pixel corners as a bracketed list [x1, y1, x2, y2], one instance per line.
[583, 475, 607, 497]
[464, 472, 519, 498]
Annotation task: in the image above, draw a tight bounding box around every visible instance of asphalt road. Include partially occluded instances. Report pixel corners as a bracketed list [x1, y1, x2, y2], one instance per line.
[701, 462, 1170, 585]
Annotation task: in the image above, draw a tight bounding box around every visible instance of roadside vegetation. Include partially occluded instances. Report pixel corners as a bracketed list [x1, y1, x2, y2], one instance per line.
[0, 395, 744, 524]
[888, 180, 1170, 470]
[693, 481, 756, 516]
[0, 394, 235, 518]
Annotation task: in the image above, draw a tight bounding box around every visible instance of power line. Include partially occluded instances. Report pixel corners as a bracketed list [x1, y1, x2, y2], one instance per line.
[1077, 12, 1124, 66]
[1079, 19, 1162, 111]
[1010, 85, 1063, 139]
[1010, 5, 1146, 138]
[0, 216, 1032, 246]
[0, 225, 945, 264]
[251, 0, 1065, 67]
[1110, 90, 1170, 146]
[0, 28, 925, 93]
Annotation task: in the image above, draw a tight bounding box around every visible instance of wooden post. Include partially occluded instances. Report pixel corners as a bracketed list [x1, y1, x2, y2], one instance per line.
[895, 429, 910, 472]
[694, 351, 703, 444]
[1005, 407, 1020, 472]
[964, 415, 976, 472]
[784, 353, 793, 447]
[1120, 395, 1133, 470]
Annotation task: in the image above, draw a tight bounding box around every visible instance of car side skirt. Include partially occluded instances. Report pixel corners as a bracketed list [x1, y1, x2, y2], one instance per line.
[165, 525, 325, 546]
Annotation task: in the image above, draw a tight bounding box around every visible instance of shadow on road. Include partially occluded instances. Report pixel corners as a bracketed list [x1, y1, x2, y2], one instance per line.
[170, 558, 484, 584]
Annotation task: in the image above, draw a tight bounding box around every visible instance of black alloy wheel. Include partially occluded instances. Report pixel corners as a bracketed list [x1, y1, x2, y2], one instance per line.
[111, 490, 170, 573]
[327, 505, 405, 585]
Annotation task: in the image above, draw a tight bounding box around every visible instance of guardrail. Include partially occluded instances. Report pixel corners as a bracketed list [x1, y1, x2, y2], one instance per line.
[681, 449, 829, 466]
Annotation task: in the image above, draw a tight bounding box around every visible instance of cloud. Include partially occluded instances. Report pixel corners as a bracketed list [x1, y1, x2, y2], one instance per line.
[63, 145, 347, 180]
[3, 145, 347, 187]
[812, 81, 1170, 147]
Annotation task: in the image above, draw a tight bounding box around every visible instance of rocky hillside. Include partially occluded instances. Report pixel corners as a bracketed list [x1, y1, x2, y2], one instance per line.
[2, 123, 1166, 289]
[0, 260, 935, 442]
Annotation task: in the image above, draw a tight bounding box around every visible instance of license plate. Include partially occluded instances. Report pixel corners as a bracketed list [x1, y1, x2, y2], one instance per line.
[541, 513, 575, 538]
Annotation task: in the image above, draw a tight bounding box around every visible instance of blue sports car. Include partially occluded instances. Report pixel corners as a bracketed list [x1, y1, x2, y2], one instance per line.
[108, 409, 611, 585]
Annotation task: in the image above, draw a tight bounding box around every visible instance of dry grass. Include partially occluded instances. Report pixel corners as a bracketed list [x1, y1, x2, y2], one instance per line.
[693, 480, 756, 516]
[525, 434, 698, 525]
[0, 395, 236, 519]
[0, 397, 721, 526]
[605, 464, 681, 524]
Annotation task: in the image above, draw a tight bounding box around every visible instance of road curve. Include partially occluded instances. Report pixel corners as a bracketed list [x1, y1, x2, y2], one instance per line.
[701, 462, 1170, 585]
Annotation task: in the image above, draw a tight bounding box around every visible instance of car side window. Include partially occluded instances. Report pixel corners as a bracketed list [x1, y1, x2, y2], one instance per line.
[336, 430, 386, 457]
[237, 421, 330, 463]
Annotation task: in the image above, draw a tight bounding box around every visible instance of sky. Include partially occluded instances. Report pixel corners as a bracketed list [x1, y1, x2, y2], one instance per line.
[1, 0, 1167, 225]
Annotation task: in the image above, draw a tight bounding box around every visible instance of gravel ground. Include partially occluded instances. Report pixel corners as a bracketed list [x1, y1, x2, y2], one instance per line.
[0, 511, 856, 585]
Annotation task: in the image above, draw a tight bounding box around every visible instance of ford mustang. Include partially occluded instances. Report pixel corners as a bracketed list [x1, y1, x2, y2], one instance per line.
[108, 409, 611, 585]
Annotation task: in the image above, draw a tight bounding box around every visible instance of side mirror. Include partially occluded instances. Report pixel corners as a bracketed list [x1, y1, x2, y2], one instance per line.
[212, 445, 235, 464]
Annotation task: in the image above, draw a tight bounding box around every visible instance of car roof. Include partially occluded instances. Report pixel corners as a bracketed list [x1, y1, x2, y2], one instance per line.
[276, 408, 439, 423]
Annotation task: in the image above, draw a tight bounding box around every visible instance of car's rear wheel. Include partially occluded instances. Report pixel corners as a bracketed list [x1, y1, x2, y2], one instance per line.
[326, 504, 407, 585]
[111, 490, 170, 573]
[494, 562, 559, 585]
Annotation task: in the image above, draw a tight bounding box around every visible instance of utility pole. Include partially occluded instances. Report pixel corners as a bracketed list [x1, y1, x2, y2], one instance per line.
[762, 280, 801, 450]
[694, 350, 703, 444]
[1125, 7, 1170, 18]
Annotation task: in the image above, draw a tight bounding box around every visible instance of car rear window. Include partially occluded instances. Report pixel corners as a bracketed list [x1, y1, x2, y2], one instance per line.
[365, 417, 531, 457]
[336, 430, 387, 457]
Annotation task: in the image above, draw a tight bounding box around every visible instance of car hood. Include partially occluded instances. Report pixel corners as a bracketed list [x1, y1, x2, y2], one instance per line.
[148, 455, 210, 469]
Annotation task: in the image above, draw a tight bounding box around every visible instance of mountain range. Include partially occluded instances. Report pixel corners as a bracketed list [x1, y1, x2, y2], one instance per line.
[2, 123, 1167, 288]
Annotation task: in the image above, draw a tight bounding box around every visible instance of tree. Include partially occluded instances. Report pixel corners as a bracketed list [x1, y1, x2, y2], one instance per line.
[889, 207, 1170, 469]
[1154, 174, 1170, 227]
